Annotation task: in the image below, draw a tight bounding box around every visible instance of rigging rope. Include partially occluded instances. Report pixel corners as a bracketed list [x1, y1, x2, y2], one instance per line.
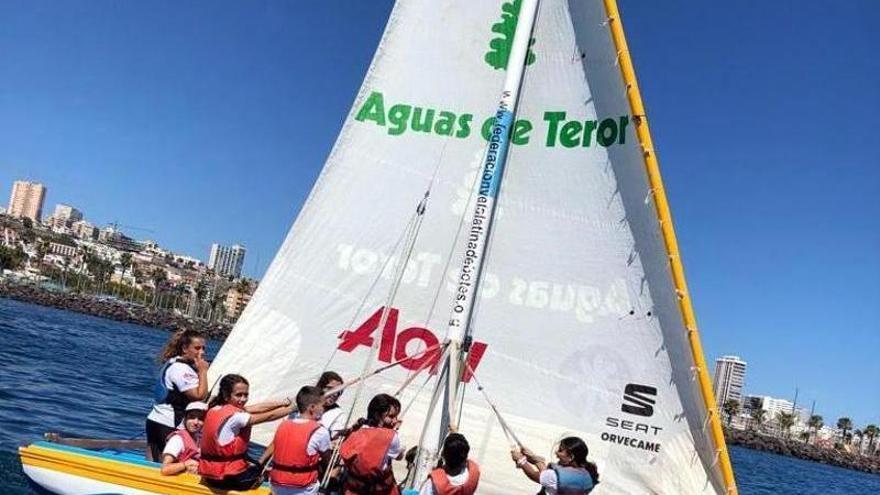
[319, 208, 420, 375]
[319, 194, 432, 490]
[322, 342, 446, 399]
[465, 362, 522, 449]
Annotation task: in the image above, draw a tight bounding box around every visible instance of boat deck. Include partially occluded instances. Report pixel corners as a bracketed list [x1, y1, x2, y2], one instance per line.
[20, 441, 270, 494]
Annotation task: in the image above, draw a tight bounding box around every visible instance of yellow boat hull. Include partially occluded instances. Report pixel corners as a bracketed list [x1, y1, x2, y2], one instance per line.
[20, 441, 270, 495]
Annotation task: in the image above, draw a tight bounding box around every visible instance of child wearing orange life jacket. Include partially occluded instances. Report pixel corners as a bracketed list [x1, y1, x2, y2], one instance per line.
[339, 394, 405, 495]
[418, 433, 480, 495]
[160, 401, 207, 475]
[260, 385, 332, 495]
[199, 374, 294, 491]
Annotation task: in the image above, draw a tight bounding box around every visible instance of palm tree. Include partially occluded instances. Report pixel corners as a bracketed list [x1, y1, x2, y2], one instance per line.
[119, 253, 133, 284]
[150, 267, 167, 307]
[746, 397, 763, 431]
[808, 415, 824, 444]
[722, 400, 740, 428]
[777, 412, 795, 439]
[865, 425, 878, 455]
[193, 279, 209, 318]
[837, 417, 853, 445]
[208, 290, 227, 322]
[750, 408, 766, 432]
[234, 278, 251, 295]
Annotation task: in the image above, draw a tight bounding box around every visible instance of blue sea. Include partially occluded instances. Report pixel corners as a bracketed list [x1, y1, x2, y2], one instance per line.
[1, 298, 877, 494]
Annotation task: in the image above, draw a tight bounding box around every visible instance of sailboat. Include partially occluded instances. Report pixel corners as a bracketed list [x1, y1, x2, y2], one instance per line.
[19, 0, 737, 493]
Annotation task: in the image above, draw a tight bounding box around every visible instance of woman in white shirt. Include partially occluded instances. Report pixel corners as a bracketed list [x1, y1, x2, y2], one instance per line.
[145, 329, 209, 461]
[316, 371, 345, 439]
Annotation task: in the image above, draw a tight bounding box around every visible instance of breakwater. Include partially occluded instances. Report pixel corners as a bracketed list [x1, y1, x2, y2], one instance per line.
[725, 428, 880, 475]
[0, 282, 231, 339]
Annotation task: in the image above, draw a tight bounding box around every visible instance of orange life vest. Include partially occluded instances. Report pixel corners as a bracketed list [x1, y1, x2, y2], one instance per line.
[270, 419, 323, 487]
[339, 427, 399, 495]
[165, 428, 200, 463]
[198, 404, 251, 480]
[428, 460, 480, 495]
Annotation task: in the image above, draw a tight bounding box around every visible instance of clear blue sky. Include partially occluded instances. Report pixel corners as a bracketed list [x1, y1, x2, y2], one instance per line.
[1, 1, 878, 426]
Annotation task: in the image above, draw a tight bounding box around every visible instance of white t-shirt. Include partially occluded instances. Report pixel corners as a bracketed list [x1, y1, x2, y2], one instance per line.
[146, 358, 200, 428]
[418, 467, 470, 495]
[539, 468, 559, 494]
[217, 411, 252, 446]
[319, 407, 345, 438]
[270, 420, 331, 495]
[161, 431, 201, 460]
[161, 434, 186, 460]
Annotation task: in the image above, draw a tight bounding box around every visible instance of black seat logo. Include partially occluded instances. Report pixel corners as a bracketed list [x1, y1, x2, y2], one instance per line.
[622, 383, 657, 417]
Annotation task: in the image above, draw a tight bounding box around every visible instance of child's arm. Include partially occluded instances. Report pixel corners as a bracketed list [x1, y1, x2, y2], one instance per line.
[160, 454, 192, 476]
[258, 441, 276, 466]
[247, 405, 295, 426]
[245, 398, 292, 414]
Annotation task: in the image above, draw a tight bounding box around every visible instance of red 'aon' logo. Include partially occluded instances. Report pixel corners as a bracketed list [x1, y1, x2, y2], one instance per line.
[337, 307, 487, 382]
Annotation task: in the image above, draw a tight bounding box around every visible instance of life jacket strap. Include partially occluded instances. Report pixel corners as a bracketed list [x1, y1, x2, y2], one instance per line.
[272, 463, 319, 473]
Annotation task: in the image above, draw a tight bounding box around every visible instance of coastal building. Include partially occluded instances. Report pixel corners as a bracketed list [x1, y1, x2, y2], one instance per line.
[208, 243, 246, 278]
[712, 355, 747, 409]
[48, 242, 77, 258]
[225, 288, 252, 320]
[8, 181, 47, 221]
[52, 204, 83, 224]
[72, 220, 98, 240]
[2, 227, 19, 247]
[45, 204, 84, 234]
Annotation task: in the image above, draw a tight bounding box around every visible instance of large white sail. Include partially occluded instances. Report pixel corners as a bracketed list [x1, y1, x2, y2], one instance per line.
[210, 1, 733, 493]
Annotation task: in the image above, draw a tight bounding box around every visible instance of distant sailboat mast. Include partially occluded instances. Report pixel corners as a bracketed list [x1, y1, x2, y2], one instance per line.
[441, 0, 540, 440]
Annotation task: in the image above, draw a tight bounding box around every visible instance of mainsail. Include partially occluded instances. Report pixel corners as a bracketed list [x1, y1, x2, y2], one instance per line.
[209, 0, 736, 493]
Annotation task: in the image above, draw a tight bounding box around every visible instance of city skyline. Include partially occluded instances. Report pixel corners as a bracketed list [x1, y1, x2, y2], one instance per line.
[1, 1, 877, 426]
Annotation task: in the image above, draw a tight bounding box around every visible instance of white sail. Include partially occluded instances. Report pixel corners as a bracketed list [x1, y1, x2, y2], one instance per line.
[210, 0, 732, 493]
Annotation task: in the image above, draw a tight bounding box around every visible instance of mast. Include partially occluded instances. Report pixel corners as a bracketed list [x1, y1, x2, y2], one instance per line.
[442, 0, 540, 439]
[407, 1, 541, 489]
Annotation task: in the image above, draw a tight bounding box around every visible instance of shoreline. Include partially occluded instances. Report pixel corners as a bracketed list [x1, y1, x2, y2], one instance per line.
[3, 282, 878, 477]
[725, 428, 880, 475]
[0, 282, 231, 339]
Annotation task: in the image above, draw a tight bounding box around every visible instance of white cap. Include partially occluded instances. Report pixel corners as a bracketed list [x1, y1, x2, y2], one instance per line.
[186, 401, 208, 412]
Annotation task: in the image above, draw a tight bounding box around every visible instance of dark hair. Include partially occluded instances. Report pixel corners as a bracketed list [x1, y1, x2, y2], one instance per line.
[559, 437, 599, 484]
[296, 385, 324, 412]
[349, 393, 401, 430]
[209, 374, 249, 408]
[158, 329, 206, 362]
[316, 371, 343, 390]
[441, 433, 470, 474]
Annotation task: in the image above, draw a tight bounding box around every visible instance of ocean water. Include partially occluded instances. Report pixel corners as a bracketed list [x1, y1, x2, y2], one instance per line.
[1, 298, 878, 494]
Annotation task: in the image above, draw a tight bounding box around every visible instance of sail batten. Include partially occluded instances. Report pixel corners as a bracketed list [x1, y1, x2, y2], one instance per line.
[209, 1, 734, 492]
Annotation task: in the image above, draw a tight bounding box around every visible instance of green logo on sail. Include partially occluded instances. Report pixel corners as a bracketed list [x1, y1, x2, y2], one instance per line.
[485, 0, 537, 70]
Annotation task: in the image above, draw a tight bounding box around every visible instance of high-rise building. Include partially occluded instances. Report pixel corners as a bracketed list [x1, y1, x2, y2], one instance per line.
[8, 181, 47, 221]
[208, 243, 246, 278]
[52, 204, 83, 224]
[712, 355, 747, 408]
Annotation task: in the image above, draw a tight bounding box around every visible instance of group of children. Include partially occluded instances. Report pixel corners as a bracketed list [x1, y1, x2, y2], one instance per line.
[147, 330, 599, 494]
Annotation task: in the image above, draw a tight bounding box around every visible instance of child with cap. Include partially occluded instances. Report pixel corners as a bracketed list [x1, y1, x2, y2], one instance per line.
[160, 401, 207, 475]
